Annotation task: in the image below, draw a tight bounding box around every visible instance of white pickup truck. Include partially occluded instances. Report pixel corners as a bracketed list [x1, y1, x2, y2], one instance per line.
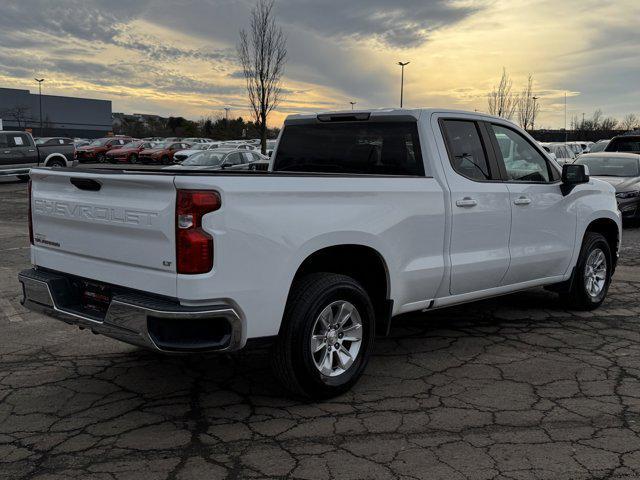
[19, 109, 621, 399]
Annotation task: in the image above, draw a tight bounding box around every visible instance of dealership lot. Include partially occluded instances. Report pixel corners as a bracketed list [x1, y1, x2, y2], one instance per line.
[3, 175, 640, 479]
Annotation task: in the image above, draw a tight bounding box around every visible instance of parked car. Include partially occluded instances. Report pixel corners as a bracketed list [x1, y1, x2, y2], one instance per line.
[0, 131, 76, 178]
[75, 137, 133, 163]
[542, 143, 575, 165]
[575, 153, 640, 222]
[166, 149, 266, 170]
[538, 144, 557, 162]
[173, 142, 224, 163]
[589, 140, 610, 153]
[138, 141, 192, 164]
[105, 141, 159, 164]
[605, 135, 640, 154]
[20, 108, 621, 399]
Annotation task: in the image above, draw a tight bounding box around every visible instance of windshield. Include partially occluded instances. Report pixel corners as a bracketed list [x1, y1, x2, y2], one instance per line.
[575, 156, 640, 177]
[122, 141, 144, 148]
[89, 138, 110, 146]
[182, 151, 225, 166]
[273, 121, 424, 175]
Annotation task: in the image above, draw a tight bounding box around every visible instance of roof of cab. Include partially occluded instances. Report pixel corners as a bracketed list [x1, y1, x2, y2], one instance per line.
[283, 108, 515, 125]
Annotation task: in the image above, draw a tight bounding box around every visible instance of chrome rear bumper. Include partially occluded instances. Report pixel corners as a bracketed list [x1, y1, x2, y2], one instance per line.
[18, 268, 244, 353]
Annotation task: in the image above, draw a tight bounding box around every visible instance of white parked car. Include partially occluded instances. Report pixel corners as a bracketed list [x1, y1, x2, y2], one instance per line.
[165, 149, 266, 170]
[173, 142, 224, 163]
[542, 143, 576, 165]
[20, 108, 621, 399]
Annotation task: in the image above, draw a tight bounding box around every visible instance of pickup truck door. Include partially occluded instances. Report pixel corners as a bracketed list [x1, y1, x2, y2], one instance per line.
[438, 118, 512, 295]
[486, 123, 575, 284]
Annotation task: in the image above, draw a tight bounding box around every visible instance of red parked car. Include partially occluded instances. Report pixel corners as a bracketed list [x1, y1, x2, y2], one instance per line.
[138, 142, 192, 164]
[105, 141, 160, 164]
[75, 137, 134, 163]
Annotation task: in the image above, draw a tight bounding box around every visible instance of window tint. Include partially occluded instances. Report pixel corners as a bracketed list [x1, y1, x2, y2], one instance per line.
[10, 134, 29, 148]
[490, 125, 550, 182]
[274, 122, 424, 175]
[441, 120, 491, 181]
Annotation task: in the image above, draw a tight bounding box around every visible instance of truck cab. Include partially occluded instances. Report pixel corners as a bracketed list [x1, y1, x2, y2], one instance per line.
[0, 131, 38, 176]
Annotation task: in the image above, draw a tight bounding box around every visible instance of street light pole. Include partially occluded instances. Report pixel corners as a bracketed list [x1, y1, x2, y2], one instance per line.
[349, 101, 356, 110]
[397, 62, 410, 108]
[223, 107, 231, 122]
[34, 78, 44, 135]
[532, 96, 539, 131]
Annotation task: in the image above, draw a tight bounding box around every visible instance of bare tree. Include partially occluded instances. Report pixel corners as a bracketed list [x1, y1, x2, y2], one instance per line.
[516, 74, 540, 131]
[487, 68, 518, 120]
[0, 105, 31, 129]
[621, 113, 639, 131]
[238, 0, 287, 154]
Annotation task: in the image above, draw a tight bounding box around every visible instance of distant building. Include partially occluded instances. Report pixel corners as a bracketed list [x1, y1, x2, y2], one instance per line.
[0, 87, 112, 138]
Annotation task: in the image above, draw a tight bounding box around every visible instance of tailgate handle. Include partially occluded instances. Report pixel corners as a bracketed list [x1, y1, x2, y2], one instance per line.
[70, 178, 102, 191]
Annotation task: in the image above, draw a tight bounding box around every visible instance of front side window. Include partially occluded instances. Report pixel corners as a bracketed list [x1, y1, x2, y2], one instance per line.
[490, 124, 551, 182]
[441, 120, 491, 181]
[274, 121, 424, 176]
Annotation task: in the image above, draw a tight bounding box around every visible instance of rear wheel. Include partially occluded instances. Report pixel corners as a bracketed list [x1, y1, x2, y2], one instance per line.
[561, 232, 612, 310]
[161, 155, 170, 165]
[272, 273, 375, 399]
[96, 153, 106, 163]
[47, 158, 66, 168]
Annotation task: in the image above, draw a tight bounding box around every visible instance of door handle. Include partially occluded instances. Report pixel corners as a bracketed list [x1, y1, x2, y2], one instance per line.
[514, 196, 532, 206]
[456, 197, 478, 208]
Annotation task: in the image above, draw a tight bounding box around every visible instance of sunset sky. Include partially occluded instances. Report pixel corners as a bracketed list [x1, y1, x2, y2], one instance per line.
[1, 0, 639, 128]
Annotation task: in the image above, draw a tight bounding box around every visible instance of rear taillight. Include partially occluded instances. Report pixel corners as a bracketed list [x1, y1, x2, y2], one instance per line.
[28, 180, 34, 245]
[176, 190, 220, 274]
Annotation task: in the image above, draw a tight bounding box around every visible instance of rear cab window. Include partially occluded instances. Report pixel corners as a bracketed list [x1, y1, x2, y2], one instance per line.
[273, 121, 425, 176]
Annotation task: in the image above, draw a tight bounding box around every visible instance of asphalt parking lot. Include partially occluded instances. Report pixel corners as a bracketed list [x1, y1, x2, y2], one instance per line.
[3, 172, 640, 479]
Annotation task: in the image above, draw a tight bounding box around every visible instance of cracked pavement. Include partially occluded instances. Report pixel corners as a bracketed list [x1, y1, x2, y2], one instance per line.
[3, 177, 640, 479]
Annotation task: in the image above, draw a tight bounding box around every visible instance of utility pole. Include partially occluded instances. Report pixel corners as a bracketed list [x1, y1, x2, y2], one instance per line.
[532, 96, 539, 131]
[564, 92, 568, 143]
[223, 107, 231, 122]
[349, 101, 356, 110]
[34, 78, 44, 135]
[397, 61, 410, 108]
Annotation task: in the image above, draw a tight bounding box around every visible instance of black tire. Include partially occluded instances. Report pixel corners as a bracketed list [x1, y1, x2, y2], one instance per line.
[161, 155, 170, 165]
[47, 158, 66, 168]
[129, 153, 138, 164]
[96, 153, 106, 163]
[561, 232, 612, 310]
[272, 273, 376, 399]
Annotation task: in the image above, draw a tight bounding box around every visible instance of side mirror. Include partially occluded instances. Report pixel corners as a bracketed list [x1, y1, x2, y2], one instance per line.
[561, 164, 590, 195]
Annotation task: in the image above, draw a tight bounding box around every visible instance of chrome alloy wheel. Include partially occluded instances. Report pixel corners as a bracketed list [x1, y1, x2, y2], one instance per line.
[310, 300, 363, 377]
[584, 248, 607, 298]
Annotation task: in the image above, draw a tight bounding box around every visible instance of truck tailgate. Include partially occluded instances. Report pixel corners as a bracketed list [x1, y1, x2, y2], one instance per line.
[30, 169, 178, 297]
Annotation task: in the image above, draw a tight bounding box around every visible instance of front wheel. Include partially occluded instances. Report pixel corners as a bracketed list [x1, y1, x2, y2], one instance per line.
[47, 159, 66, 168]
[272, 273, 375, 399]
[561, 232, 612, 310]
[129, 153, 138, 164]
[96, 153, 106, 163]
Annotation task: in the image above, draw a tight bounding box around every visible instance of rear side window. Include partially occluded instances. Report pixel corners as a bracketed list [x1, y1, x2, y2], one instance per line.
[273, 122, 424, 176]
[441, 120, 491, 181]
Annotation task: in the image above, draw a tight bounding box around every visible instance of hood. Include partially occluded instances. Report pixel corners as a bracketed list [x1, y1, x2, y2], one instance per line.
[592, 176, 640, 192]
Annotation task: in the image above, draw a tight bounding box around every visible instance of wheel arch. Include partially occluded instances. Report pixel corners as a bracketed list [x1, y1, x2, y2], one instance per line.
[43, 153, 68, 166]
[289, 244, 392, 335]
[584, 217, 620, 270]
